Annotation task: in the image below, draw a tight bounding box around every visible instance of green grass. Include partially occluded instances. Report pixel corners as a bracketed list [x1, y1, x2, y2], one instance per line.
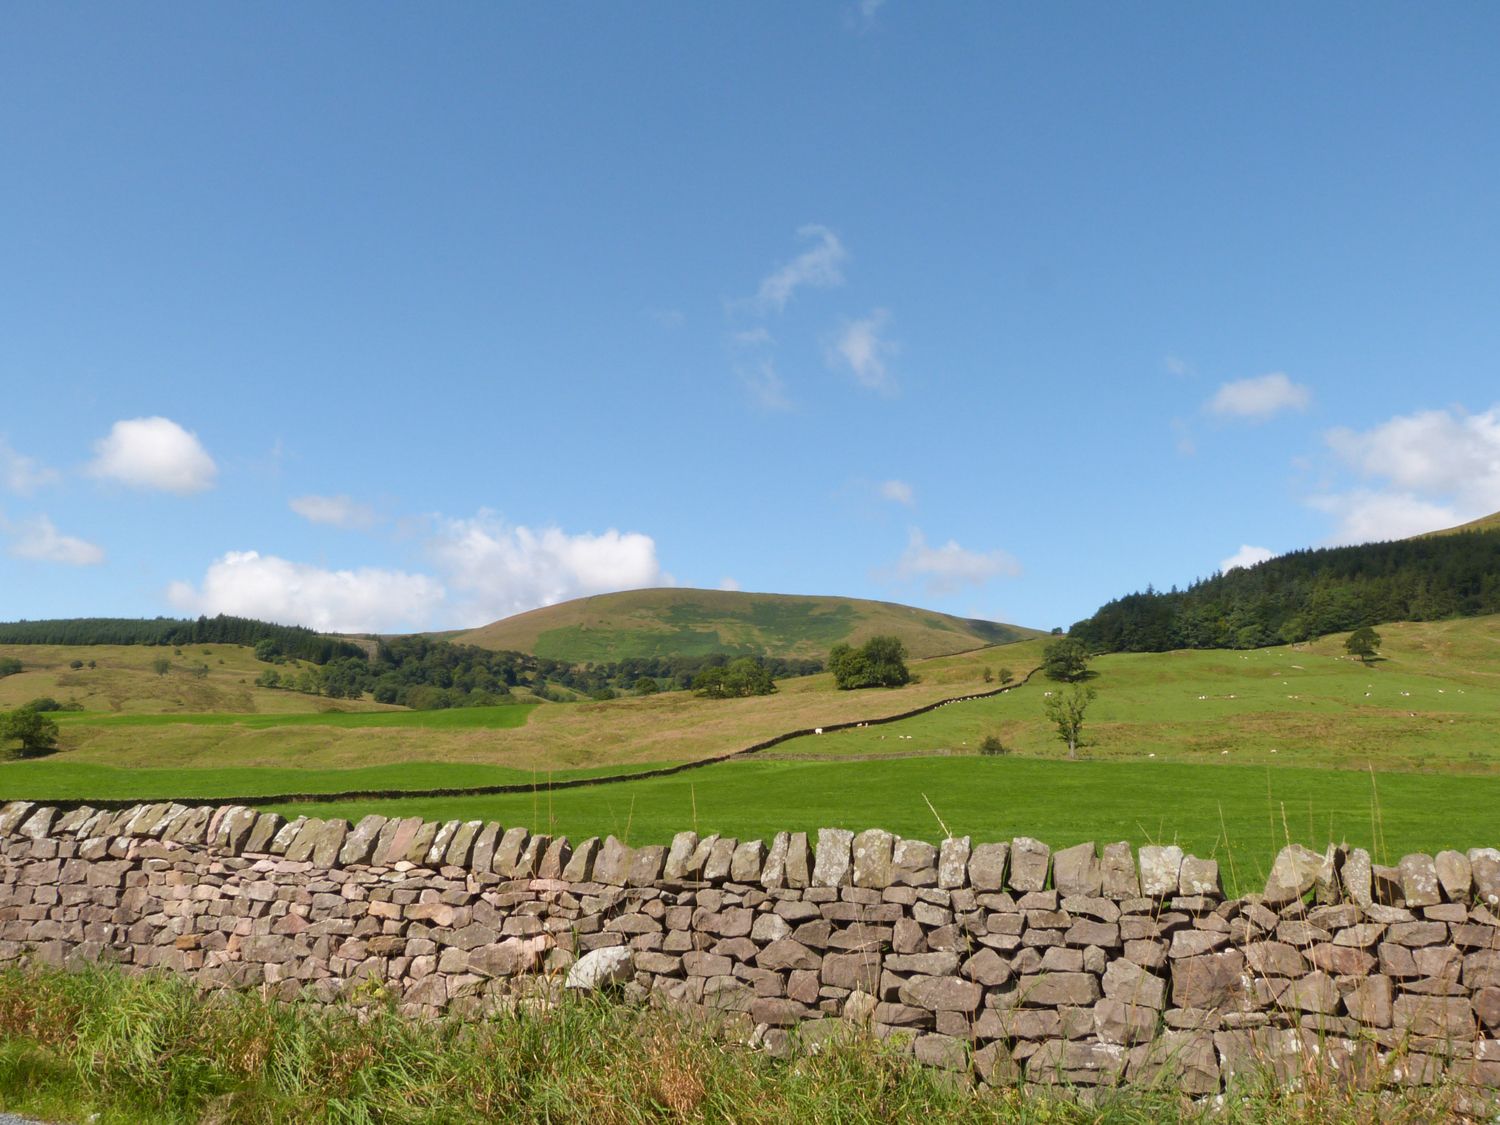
[0, 758, 663, 801]
[455, 587, 1038, 662]
[52, 702, 535, 731]
[262, 755, 1500, 894]
[0, 966, 1469, 1124]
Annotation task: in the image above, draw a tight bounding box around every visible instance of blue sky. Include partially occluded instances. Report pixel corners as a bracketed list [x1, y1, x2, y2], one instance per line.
[3, 4, 1499, 634]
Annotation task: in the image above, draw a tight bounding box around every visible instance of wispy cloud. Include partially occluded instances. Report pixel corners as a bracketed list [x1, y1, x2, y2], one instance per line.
[1164, 354, 1194, 378]
[86, 416, 218, 494]
[827, 309, 897, 394]
[0, 438, 59, 496]
[1310, 405, 1500, 542]
[891, 528, 1021, 595]
[738, 359, 792, 411]
[753, 225, 847, 312]
[718, 576, 742, 592]
[290, 494, 378, 531]
[1206, 373, 1311, 422]
[5, 514, 104, 566]
[1219, 544, 1274, 573]
[878, 479, 915, 506]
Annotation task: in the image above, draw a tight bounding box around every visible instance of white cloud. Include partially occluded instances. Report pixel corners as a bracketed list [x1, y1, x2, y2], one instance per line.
[754, 225, 847, 312]
[718, 576, 742, 592]
[1219, 544, 1275, 573]
[1164, 355, 1193, 378]
[0, 438, 59, 495]
[167, 551, 445, 634]
[87, 417, 218, 494]
[893, 529, 1021, 595]
[878, 479, 915, 506]
[738, 360, 792, 411]
[1206, 373, 1311, 421]
[1312, 406, 1500, 543]
[827, 309, 896, 393]
[289, 494, 377, 530]
[5, 514, 104, 566]
[427, 512, 668, 623]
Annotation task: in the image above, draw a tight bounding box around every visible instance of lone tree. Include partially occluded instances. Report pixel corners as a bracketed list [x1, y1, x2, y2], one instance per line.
[0, 706, 59, 757]
[1043, 685, 1095, 760]
[1344, 626, 1382, 665]
[1041, 637, 1091, 682]
[828, 635, 911, 690]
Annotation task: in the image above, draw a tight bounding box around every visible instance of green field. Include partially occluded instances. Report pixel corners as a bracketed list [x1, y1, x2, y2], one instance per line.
[52, 703, 534, 731]
[262, 755, 1499, 895]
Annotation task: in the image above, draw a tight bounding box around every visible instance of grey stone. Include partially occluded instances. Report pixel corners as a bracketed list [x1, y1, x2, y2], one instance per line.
[1009, 836, 1050, 892]
[310, 819, 349, 867]
[562, 837, 598, 882]
[1139, 845, 1183, 897]
[565, 947, 635, 990]
[813, 828, 854, 887]
[937, 836, 970, 889]
[1101, 841, 1139, 898]
[663, 831, 701, 881]
[1264, 844, 1323, 903]
[538, 837, 572, 880]
[244, 813, 284, 855]
[1052, 842, 1101, 896]
[338, 816, 387, 866]
[968, 841, 1008, 891]
[1398, 853, 1441, 907]
[760, 832, 790, 887]
[729, 839, 765, 883]
[403, 820, 438, 865]
[424, 820, 462, 867]
[892, 838, 937, 886]
[852, 829, 895, 889]
[627, 845, 666, 887]
[1179, 855, 1220, 897]
[284, 818, 325, 862]
[469, 822, 502, 874]
[593, 836, 633, 885]
[444, 820, 484, 867]
[1434, 850, 1472, 902]
[1468, 848, 1500, 907]
[268, 816, 305, 855]
[1343, 848, 1374, 907]
[492, 827, 528, 875]
[0, 803, 36, 836]
[784, 832, 812, 887]
[703, 837, 737, 882]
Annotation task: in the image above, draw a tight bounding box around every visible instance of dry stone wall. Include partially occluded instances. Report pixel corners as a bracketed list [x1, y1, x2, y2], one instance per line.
[0, 800, 1496, 1101]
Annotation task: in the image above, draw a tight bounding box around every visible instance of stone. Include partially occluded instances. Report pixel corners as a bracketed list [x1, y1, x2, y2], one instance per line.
[373, 817, 423, 866]
[1179, 856, 1221, 897]
[565, 947, 635, 991]
[967, 842, 1008, 891]
[757, 939, 821, 972]
[892, 838, 937, 886]
[729, 839, 764, 883]
[852, 829, 895, 889]
[1469, 848, 1500, 907]
[1170, 950, 1247, 1010]
[703, 837, 737, 882]
[822, 951, 882, 993]
[284, 818, 325, 863]
[310, 820, 349, 868]
[338, 816, 387, 866]
[627, 845, 666, 887]
[1398, 854, 1442, 908]
[593, 836, 633, 885]
[1343, 848, 1374, 907]
[403, 820, 438, 865]
[538, 837, 572, 880]
[0, 803, 36, 836]
[1342, 975, 1393, 1027]
[1393, 994, 1475, 1039]
[928, 836, 964, 889]
[760, 832, 790, 887]
[469, 822, 502, 874]
[1102, 957, 1166, 1009]
[444, 820, 483, 868]
[1095, 997, 1158, 1044]
[898, 974, 982, 1012]
[812, 828, 854, 888]
[1009, 837, 1050, 892]
[1016, 971, 1100, 1007]
[784, 832, 812, 887]
[1052, 842, 1101, 897]
[1101, 841, 1139, 898]
[243, 813, 284, 855]
[492, 827, 528, 875]
[1138, 845, 1183, 897]
[1264, 844, 1323, 904]
[663, 831, 701, 881]
[561, 837, 598, 882]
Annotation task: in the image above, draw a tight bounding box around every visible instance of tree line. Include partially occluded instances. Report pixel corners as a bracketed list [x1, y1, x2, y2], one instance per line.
[1069, 529, 1500, 653]
[0, 615, 366, 665]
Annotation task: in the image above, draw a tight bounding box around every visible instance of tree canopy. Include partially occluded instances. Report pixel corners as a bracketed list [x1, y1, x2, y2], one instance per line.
[1068, 530, 1500, 653]
[1344, 626, 1382, 664]
[828, 635, 911, 690]
[1041, 637, 1091, 682]
[691, 657, 777, 699]
[0, 706, 59, 757]
[1042, 685, 1095, 759]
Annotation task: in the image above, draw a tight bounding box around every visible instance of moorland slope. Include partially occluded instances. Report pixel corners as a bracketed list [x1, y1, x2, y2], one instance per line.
[449, 587, 1039, 662]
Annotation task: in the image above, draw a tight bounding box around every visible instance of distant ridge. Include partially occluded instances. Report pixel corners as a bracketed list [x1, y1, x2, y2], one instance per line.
[1420, 510, 1500, 537]
[450, 588, 1040, 663]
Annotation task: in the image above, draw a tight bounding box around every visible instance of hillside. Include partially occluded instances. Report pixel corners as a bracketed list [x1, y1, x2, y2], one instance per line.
[1070, 524, 1500, 652]
[450, 588, 1039, 662]
[1422, 509, 1500, 536]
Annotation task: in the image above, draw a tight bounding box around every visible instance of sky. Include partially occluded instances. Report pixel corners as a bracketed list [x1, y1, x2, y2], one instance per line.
[3, 3, 1499, 635]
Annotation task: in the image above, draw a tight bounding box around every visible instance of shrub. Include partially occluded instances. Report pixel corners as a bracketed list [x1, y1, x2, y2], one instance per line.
[978, 734, 1008, 756]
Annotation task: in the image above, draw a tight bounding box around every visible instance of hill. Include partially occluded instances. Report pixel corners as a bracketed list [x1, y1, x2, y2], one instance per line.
[449, 588, 1039, 662]
[1070, 524, 1500, 652]
[1421, 509, 1500, 536]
